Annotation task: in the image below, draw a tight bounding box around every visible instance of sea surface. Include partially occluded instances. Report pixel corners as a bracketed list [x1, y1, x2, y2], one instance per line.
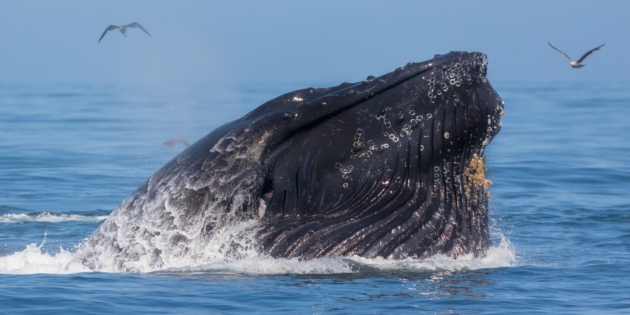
[0, 81, 628, 314]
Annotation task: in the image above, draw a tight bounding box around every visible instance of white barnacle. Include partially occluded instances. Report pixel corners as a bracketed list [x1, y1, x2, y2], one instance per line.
[402, 125, 412, 136]
[293, 96, 303, 102]
[258, 199, 267, 218]
[444, 132, 450, 139]
[340, 165, 353, 173]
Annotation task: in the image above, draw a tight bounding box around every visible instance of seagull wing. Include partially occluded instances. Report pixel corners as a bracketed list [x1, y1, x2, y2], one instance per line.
[98, 25, 118, 43]
[163, 139, 189, 148]
[127, 22, 152, 37]
[576, 43, 605, 63]
[548, 42, 573, 61]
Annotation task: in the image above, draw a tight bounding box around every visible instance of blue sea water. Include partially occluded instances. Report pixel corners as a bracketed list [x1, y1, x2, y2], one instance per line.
[0, 81, 629, 314]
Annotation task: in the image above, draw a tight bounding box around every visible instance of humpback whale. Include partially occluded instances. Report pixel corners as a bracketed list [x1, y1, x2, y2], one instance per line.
[75, 51, 504, 272]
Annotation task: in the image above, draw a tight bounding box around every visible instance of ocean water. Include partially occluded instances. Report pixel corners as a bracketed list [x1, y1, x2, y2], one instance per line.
[0, 81, 628, 314]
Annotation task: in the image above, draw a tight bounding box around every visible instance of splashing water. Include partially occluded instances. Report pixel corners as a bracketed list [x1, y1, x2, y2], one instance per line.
[0, 234, 91, 274]
[0, 231, 515, 275]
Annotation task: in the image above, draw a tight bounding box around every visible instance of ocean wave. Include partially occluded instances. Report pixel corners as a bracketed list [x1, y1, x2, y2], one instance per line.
[346, 236, 516, 273]
[0, 212, 108, 223]
[0, 236, 515, 275]
[162, 236, 516, 275]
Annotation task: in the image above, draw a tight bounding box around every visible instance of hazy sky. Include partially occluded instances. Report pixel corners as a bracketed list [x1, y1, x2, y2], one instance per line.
[0, 1, 628, 87]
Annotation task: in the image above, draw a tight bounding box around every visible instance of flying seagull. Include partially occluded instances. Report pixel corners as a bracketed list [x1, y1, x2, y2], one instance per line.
[548, 42, 605, 68]
[162, 138, 190, 148]
[98, 22, 151, 43]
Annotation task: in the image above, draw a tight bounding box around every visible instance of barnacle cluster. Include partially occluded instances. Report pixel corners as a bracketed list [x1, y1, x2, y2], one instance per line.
[463, 153, 492, 199]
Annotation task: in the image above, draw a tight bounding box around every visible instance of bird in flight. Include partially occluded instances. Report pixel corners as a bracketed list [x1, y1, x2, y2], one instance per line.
[162, 139, 190, 148]
[98, 22, 151, 43]
[547, 42, 605, 68]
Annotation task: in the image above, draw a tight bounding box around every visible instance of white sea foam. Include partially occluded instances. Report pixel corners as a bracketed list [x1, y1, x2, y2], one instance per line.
[0, 235, 515, 275]
[0, 212, 108, 223]
[164, 256, 355, 275]
[347, 235, 516, 272]
[0, 237, 91, 274]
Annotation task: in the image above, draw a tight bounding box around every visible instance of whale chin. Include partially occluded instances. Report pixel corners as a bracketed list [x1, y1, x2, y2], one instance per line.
[76, 51, 504, 272]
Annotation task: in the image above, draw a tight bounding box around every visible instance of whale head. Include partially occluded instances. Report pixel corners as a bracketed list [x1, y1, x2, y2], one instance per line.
[77, 51, 504, 271]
